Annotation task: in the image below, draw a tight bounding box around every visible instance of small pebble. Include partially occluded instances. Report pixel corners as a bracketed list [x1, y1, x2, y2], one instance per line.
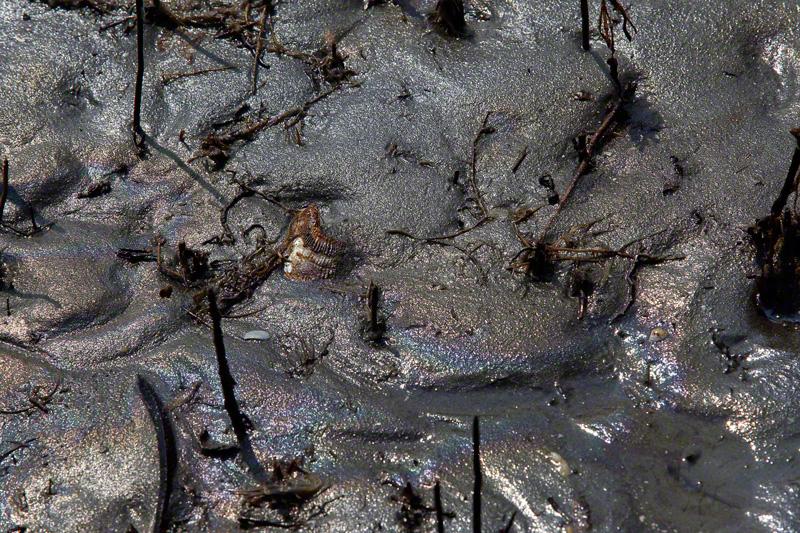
[648, 327, 668, 342]
[243, 330, 271, 341]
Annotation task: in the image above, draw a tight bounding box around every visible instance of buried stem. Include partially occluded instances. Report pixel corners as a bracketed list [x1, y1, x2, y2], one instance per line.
[434, 480, 445, 533]
[580, 0, 590, 50]
[472, 416, 482, 533]
[133, 0, 145, 149]
[0, 159, 8, 223]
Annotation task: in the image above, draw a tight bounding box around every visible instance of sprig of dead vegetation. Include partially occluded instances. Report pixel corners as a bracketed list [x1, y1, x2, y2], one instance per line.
[190, 82, 351, 168]
[509, 0, 642, 285]
[749, 128, 800, 320]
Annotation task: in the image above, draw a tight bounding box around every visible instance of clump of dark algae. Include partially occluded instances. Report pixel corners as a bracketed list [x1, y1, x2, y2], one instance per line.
[749, 128, 800, 322]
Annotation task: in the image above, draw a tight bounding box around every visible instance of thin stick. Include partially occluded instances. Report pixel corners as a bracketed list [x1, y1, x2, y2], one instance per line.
[472, 416, 482, 533]
[208, 289, 245, 432]
[511, 146, 528, 173]
[365, 280, 381, 337]
[580, 0, 590, 50]
[251, 5, 268, 96]
[434, 480, 445, 533]
[0, 159, 8, 223]
[133, 0, 145, 149]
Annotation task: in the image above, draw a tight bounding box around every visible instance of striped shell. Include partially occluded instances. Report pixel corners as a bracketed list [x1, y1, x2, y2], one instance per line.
[282, 205, 344, 281]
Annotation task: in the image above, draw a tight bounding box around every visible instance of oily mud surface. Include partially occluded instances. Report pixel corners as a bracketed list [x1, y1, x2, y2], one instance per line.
[1, 0, 800, 531]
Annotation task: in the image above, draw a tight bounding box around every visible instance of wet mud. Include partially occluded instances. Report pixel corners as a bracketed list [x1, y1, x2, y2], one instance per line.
[1, 0, 800, 531]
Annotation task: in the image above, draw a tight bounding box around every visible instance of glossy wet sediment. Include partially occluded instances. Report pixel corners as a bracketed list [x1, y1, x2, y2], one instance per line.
[1, 0, 799, 531]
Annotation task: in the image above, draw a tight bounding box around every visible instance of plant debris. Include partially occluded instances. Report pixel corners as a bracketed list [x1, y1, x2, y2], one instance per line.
[430, 0, 466, 36]
[748, 129, 800, 321]
[268, 30, 356, 90]
[391, 482, 438, 532]
[77, 179, 111, 199]
[241, 459, 325, 506]
[0, 376, 63, 416]
[469, 112, 496, 218]
[160, 66, 235, 85]
[283, 332, 334, 378]
[361, 280, 386, 345]
[37, 0, 117, 15]
[238, 458, 326, 528]
[157, 240, 211, 287]
[192, 83, 349, 168]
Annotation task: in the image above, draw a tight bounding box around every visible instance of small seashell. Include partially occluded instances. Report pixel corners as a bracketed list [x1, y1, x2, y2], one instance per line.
[282, 204, 344, 281]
